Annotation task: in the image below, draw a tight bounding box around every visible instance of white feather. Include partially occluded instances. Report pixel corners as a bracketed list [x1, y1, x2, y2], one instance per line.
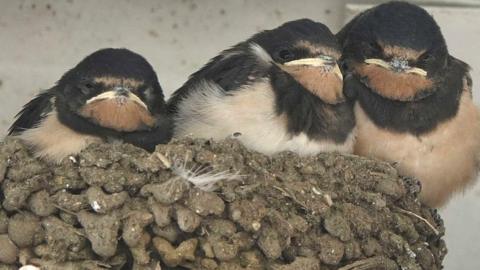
[157, 153, 242, 191]
[173, 80, 355, 156]
[249, 43, 273, 64]
[19, 266, 40, 270]
[173, 158, 242, 191]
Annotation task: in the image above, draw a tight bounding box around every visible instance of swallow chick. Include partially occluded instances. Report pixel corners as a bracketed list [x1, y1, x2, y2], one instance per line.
[9, 48, 172, 162]
[338, 2, 480, 207]
[168, 19, 355, 156]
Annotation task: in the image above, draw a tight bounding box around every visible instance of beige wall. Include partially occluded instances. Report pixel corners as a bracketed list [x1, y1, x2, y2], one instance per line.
[0, 0, 346, 134]
[1, 0, 479, 269]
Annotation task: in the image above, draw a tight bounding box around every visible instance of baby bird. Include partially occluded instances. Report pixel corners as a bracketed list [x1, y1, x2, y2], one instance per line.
[9, 48, 172, 162]
[338, 2, 480, 207]
[168, 19, 355, 156]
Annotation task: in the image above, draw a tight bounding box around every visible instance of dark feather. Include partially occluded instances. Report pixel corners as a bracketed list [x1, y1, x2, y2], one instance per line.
[55, 99, 173, 150]
[54, 97, 121, 139]
[451, 57, 473, 95]
[167, 44, 268, 114]
[466, 73, 473, 95]
[350, 56, 469, 135]
[270, 66, 355, 142]
[122, 115, 173, 152]
[8, 88, 55, 135]
[168, 19, 354, 144]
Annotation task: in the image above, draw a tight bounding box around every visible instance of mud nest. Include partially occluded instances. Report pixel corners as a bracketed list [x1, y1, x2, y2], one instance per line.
[0, 138, 446, 270]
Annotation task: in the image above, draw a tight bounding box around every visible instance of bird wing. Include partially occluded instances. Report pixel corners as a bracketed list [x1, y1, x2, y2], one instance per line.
[8, 88, 56, 135]
[464, 71, 473, 96]
[447, 56, 472, 96]
[122, 115, 173, 152]
[168, 47, 267, 114]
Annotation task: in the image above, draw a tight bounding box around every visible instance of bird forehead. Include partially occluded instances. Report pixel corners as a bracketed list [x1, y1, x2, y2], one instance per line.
[379, 42, 426, 61]
[294, 41, 341, 59]
[93, 76, 144, 88]
[350, 4, 443, 52]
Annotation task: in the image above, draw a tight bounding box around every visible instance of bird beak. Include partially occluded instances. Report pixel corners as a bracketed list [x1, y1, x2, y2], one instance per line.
[364, 58, 427, 77]
[85, 87, 148, 109]
[284, 55, 343, 80]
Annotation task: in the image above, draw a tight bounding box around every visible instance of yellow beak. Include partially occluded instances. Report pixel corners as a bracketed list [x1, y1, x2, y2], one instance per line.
[284, 57, 343, 80]
[364, 58, 428, 77]
[86, 90, 148, 110]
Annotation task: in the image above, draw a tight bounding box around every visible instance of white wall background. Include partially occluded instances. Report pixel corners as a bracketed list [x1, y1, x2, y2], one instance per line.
[0, 0, 479, 269]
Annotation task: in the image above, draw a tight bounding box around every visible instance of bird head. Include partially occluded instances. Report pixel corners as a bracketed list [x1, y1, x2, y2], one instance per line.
[340, 2, 448, 101]
[56, 48, 165, 132]
[249, 19, 345, 104]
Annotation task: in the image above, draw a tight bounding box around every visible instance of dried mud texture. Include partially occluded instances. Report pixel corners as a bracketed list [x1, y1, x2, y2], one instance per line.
[0, 138, 446, 270]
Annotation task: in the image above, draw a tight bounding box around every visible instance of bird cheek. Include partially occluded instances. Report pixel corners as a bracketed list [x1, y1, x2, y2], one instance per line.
[353, 63, 434, 101]
[281, 66, 345, 104]
[59, 86, 84, 110]
[78, 99, 156, 132]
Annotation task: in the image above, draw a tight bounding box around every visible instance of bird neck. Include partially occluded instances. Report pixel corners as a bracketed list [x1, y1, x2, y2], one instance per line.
[356, 68, 464, 135]
[269, 67, 355, 143]
[55, 99, 122, 139]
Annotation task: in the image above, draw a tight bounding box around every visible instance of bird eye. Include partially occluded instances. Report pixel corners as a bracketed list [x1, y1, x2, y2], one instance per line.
[278, 49, 295, 62]
[416, 51, 434, 68]
[79, 82, 94, 95]
[364, 41, 382, 56]
[419, 52, 433, 62]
